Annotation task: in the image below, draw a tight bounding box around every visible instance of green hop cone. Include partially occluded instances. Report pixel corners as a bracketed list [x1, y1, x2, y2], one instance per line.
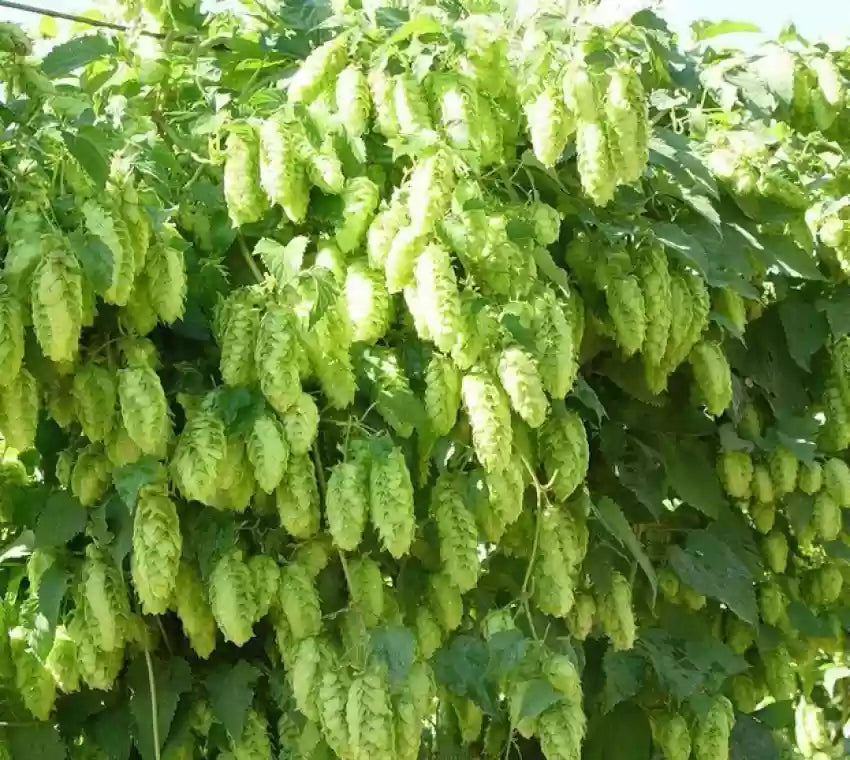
[537, 701, 586, 760]
[318, 666, 352, 758]
[425, 352, 461, 437]
[246, 413, 289, 493]
[173, 561, 216, 659]
[81, 200, 136, 306]
[368, 66, 399, 138]
[248, 554, 280, 621]
[429, 572, 463, 632]
[71, 443, 112, 507]
[0, 368, 39, 451]
[229, 709, 272, 760]
[534, 287, 579, 399]
[638, 243, 672, 373]
[761, 530, 789, 574]
[223, 125, 269, 227]
[347, 557, 385, 626]
[369, 444, 416, 558]
[31, 241, 83, 363]
[540, 406, 589, 502]
[813, 491, 842, 540]
[218, 289, 260, 388]
[131, 481, 182, 615]
[283, 392, 319, 456]
[798, 461, 823, 495]
[288, 36, 347, 105]
[768, 446, 798, 496]
[408, 151, 455, 238]
[693, 696, 734, 760]
[259, 115, 310, 223]
[525, 89, 571, 168]
[0, 282, 24, 386]
[171, 408, 227, 505]
[497, 345, 549, 428]
[81, 543, 130, 653]
[433, 473, 481, 593]
[117, 364, 170, 457]
[255, 305, 303, 414]
[461, 369, 513, 474]
[144, 225, 187, 324]
[534, 508, 576, 618]
[326, 459, 369, 552]
[823, 457, 850, 505]
[279, 561, 322, 641]
[566, 593, 596, 641]
[208, 550, 256, 646]
[413, 243, 463, 355]
[367, 200, 406, 270]
[596, 572, 636, 651]
[689, 341, 732, 417]
[336, 177, 380, 254]
[276, 453, 320, 539]
[347, 665, 395, 760]
[577, 119, 617, 206]
[9, 629, 56, 720]
[651, 712, 692, 760]
[763, 646, 796, 701]
[45, 624, 80, 694]
[336, 64, 371, 136]
[717, 450, 754, 499]
[606, 275, 646, 356]
[394, 73, 434, 137]
[605, 65, 649, 185]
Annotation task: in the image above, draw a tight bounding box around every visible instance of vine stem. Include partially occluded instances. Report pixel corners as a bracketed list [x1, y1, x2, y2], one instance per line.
[144, 645, 161, 760]
[237, 234, 265, 284]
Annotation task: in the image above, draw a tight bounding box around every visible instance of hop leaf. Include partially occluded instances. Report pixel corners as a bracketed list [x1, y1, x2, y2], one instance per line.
[131, 481, 182, 614]
[370, 445, 416, 558]
[276, 453, 320, 539]
[433, 473, 480, 593]
[82, 200, 136, 305]
[246, 413, 289, 494]
[461, 369, 513, 474]
[118, 365, 170, 457]
[31, 241, 82, 363]
[174, 561, 217, 658]
[208, 550, 256, 646]
[326, 459, 369, 552]
[224, 125, 269, 228]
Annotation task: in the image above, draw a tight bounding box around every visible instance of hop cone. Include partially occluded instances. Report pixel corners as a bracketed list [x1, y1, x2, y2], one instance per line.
[425, 353, 461, 436]
[208, 550, 256, 646]
[369, 445, 415, 558]
[326, 459, 369, 551]
[540, 407, 589, 501]
[174, 561, 216, 658]
[461, 369, 513, 474]
[171, 409, 227, 504]
[31, 242, 82, 363]
[259, 116, 310, 223]
[279, 561, 322, 641]
[118, 365, 170, 457]
[246, 413, 289, 493]
[276, 453, 320, 538]
[255, 305, 302, 413]
[0, 282, 24, 385]
[346, 666, 395, 760]
[223, 126, 268, 228]
[336, 177, 380, 254]
[433, 473, 480, 593]
[0, 368, 39, 451]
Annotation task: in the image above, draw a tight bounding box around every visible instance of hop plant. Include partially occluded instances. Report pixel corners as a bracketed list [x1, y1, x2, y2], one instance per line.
[345, 260, 391, 344]
[534, 288, 579, 399]
[718, 450, 754, 499]
[605, 65, 649, 185]
[525, 88, 571, 168]
[577, 119, 616, 206]
[318, 666, 351, 758]
[31, 242, 82, 363]
[45, 625, 80, 694]
[461, 369, 513, 474]
[596, 572, 636, 651]
[497, 345, 549, 428]
[173, 561, 216, 658]
[246, 413, 289, 493]
[536, 701, 586, 760]
[540, 406, 589, 501]
[0, 368, 39, 451]
[82, 200, 135, 306]
[347, 558, 385, 626]
[813, 491, 841, 540]
[255, 305, 303, 414]
[346, 665, 395, 760]
[336, 177, 380, 254]
[131, 481, 182, 615]
[288, 36, 347, 104]
[117, 364, 170, 457]
[693, 696, 734, 760]
[394, 73, 434, 137]
[637, 244, 672, 373]
[325, 459, 369, 552]
[279, 561, 322, 641]
[208, 550, 256, 646]
[690, 341, 732, 416]
[433, 473, 480, 593]
[412, 244, 463, 355]
[769, 447, 798, 496]
[534, 508, 576, 618]
[171, 408, 227, 504]
[144, 227, 187, 324]
[259, 116, 310, 223]
[425, 353, 461, 436]
[0, 282, 24, 385]
[219, 290, 260, 388]
[229, 709, 272, 760]
[651, 712, 692, 760]
[248, 554, 279, 621]
[71, 443, 112, 507]
[283, 392, 319, 456]
[9, 629, 56, 720]
[822, 457, 850, 505]
[81, 544, 130, 653]
[223, 126, 269, 227]
[798, 461, 823, 495]
[336, 65, 371, 136]
[408, 151, 455, 238]
[276, 453, 321, 539]
[761, 530, 789, 574]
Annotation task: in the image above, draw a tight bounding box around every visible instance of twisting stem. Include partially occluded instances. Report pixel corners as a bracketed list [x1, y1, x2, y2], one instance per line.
[237, 234, 264, 284]
[143, 646, 162, 760]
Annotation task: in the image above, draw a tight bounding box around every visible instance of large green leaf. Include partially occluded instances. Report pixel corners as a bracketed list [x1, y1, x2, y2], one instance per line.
[204, 662, 261, 740]
[41, 35, 116, 78]
[592, 497, 657, 596]
[659, 437, 726, 518]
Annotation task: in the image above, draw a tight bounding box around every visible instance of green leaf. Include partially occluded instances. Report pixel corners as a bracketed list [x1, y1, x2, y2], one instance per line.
[0, 530, 34, 564]
[36, 563, 68, 628]
[761, 236, 825, 280]
[532, 246, 572, 297]
[778, 298, 829, 371]
[89, 702, 132, 760]
[63, 130, 109, 188]
[34, 492, 87, 548]
[730, 714, 779, 760]
[753, 701, 794, 729]
[817, 287, 850, 338]
[41, 34, 116, 77]
[433, 635, 499, 715]
[585, 702, 651, 760]
[7, 723, 66, 760]
[113, 457, 162, 509]
[784, 492, 814, 535]
[298, 266, 339, 328]
[691, 19, 762, 40]
[602, 650, 645, 713]
[754, 46, 796, 106]
[669, 531, 758, 624]
[787, 601, 834, 637]
[129, 656, 192, 760]
[68, 231, 114, 293]
[652, 222, 711, 277]
[485, 630, 528, 679]
[517, 679, 561, 722]
[572, 376, 606, 424]
[369, 625, 415, 689]
[659, 437, 725, 518]
[254, 236, 306, 286]
[204, 661, 261, 740]
[592, 497, 657, 597]
[386, 12, 442, 44]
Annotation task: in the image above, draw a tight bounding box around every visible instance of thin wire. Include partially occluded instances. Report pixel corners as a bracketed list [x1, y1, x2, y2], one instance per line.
[0, 0, 172, 40]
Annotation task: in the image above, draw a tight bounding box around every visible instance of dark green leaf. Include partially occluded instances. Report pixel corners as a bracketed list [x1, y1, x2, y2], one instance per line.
[532, 246, 572, 297]
[691, 19, 762, 40]
[592, 497, 656, 596]
[824, 540, 850, 562]
[433, 635, 499, 715]
[651, 222, 711, 277]
[63, 131, 109, 188]
[8, 723, 66, 760]
[778, 298, 829, 371]
[68, 231, 114, 293]
[204, 661, 261, 740]
[602, 650, 645, 713]
[585, 702, 651, 760]
[787, 601, 834, 637]
[572, 376, 606, 424]
[34, 492, 87, 548]
[113, 457, 162, 509]
[370, 626, 415, 689]
[485, 630, 528, 679]
[89, 702, 132, 760]
[659, 437, 725, 518]
[129, 656, 192, 760]
[817, 287, 850, 338]
[36, 563, 68, 628]
[784, 492, 814, 535]
[517, 679, 561, 721]
[753, 701, 794, 729]
[669, 531, 758, 624]
[730, 714, 779, 760]
[762, 236, 825, 280]
[41, 34, 116, 77]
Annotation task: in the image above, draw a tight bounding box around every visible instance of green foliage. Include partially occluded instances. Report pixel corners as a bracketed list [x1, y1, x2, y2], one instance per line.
[0, 3, 849, 760]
